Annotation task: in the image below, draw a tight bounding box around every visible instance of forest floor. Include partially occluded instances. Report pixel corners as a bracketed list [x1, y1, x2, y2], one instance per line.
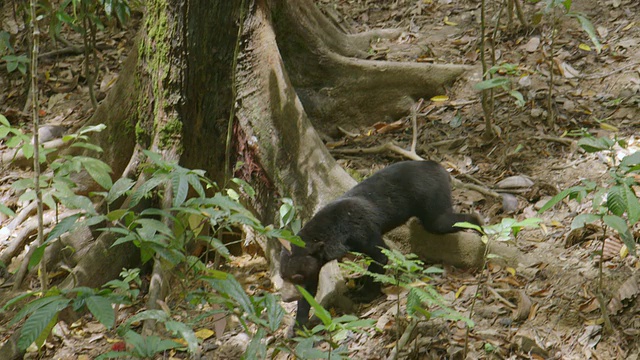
[0, 0, 639, 359]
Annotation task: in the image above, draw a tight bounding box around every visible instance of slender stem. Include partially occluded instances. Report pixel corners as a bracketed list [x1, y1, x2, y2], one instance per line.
[480, 0, 494, 140]
[30, 0, 47, 291]
[547, 19, 556, 127]
[464, 233, 490, 358]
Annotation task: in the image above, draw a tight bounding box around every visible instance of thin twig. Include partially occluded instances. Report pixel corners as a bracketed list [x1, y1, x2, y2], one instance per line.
[581, 63, 640, 80]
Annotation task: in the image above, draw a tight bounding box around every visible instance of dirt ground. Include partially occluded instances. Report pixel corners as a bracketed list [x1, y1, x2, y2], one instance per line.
[1, 0, 639, 359]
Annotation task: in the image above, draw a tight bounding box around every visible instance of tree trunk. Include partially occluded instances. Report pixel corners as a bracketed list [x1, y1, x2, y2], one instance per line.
[1, 0, 472, 354]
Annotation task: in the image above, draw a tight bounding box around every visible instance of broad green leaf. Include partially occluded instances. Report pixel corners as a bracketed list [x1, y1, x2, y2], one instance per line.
[571, 213, 600, 229]
[185, 173, 205, 198]
[78, 124, 107, 135]
[621, 151, 640, 167]
[46, 213, 82, 243]
[207, 274, 254, 316]
[129, 176, 165, 207]
[538, 187, 573, 212]
[58, 194, 97, 215]
[0, 203, 15, 216]
[603, 215, 635, 252]
[28, 244, 47, 271]
[454, 221, 483, 233]
[569, 13, 602, 53]
[607, 185, 627, 217]
[17, 299, 70, 350]
[243, 328, 267, 360]
[85, 295, 115, 328]
[70, 142, 103, 152]
[231, 178, 256, 198]
[473, 77, 510, 91]
[171, 173, 189, 207]
[106, 209, 131, 221]
[134, 218, 173, 237]
[165, 320, 198, 354]
[81, 157, 113, 190]
[296, 285, 331, 326]
[624, 185, 640, 223]
[578, 137, 613, 153]
[509, 90, 525, 107]
[120, 310, 171, 332]
[264, 293, 285, 332]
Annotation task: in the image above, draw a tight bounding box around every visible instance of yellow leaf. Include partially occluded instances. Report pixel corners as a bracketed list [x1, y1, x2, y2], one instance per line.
[550, 220, 563, 227]
[539, 223, 548, 234]
[455, 285, 467, 298]
[600, 123, 619, 132]
[578, 43, 592, 51]
[443, 16, 458, 26]
[622, 22, 635, 31]
[431, 95, 449, 102]
[620, 244, 628, 258]
[195, 328, 215, 340]
[506, 267, 516, 276]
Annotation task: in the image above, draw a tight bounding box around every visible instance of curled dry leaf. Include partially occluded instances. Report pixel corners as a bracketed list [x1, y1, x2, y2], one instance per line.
[607, 274, 640, 315]
[512, 290, 533, 321]
[564, 223, 599, 248]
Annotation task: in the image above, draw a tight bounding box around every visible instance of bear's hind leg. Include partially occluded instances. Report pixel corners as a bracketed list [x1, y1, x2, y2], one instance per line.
[420, 212, 482, 234]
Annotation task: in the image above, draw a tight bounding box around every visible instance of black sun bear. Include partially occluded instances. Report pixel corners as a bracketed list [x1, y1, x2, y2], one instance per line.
[280, 160, 482, 329]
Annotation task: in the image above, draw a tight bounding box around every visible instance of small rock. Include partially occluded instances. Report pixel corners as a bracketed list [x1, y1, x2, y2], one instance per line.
[501, 193, 519, 214]
[530, 108, 544, 118]
[496, 176, 534, 189]
[36, 125, 68, 143]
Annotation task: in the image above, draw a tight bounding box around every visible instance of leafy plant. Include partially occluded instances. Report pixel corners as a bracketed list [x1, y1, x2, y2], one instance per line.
[455, 217, 540, 357]
[4, 285, 121, 351]
[531, 0, 601, 126]
[292, 286, 376, 360]
[343, 248, 472, 326]
[474, 63, 526, 108]
[538, 135, 639, 253]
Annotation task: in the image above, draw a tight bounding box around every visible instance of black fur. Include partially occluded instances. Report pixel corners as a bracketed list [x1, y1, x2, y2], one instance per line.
[280, 160, 481, 328]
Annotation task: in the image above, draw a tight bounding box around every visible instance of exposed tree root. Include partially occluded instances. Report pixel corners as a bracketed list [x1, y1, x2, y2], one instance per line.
[0, 210, 71, 277]
[0, 202, 37, 244]
[275, 0, 471, 134]
[1, 139, 68, 168]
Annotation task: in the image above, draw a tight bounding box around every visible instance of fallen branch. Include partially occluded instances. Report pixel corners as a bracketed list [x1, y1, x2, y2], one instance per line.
[1, 138, 69, 168]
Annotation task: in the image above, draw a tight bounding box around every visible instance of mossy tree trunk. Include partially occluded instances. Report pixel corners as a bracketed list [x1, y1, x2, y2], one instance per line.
[61, 0, 473, 307]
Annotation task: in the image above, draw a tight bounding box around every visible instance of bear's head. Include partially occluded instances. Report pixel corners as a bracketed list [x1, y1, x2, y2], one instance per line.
[279, 246, 323, 302]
